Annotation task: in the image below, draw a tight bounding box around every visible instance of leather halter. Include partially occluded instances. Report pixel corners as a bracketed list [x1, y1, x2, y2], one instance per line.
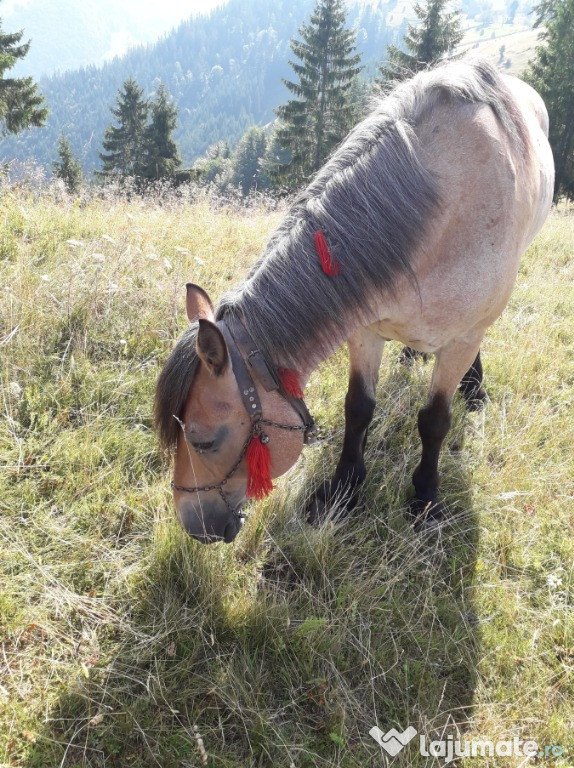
[171, 316, 318, 517]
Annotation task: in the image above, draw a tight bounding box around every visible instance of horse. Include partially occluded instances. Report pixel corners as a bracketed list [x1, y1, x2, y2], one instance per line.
[155, 59, 554, 544]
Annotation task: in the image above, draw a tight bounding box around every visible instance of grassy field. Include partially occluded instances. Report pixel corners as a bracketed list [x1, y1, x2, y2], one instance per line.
[0, 187, 573, 768]
[456, 27, 541, 75]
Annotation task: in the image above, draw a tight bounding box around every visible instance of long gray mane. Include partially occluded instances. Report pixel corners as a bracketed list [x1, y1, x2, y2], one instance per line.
[215, 58, 527, 368]
[156, 59, 527, 447]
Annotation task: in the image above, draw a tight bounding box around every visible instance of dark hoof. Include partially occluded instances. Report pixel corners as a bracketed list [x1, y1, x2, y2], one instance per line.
[406, 497, 446, 532]
[462, 386, 487, 412]
[307, 483, 357, 526]
[399, 346, 429, 366]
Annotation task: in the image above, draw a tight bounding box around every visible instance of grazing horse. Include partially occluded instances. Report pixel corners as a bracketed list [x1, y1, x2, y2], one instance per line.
[155, 59, 554, 544]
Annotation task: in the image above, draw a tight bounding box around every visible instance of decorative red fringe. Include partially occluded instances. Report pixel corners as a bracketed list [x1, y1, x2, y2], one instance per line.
[278, 367, 304, 399]
[314, 230, 340, 276]
[246, 434, 274, 500]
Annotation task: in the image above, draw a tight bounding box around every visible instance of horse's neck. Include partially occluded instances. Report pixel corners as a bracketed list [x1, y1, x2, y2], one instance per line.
[235, 220, 370, 383]
[244, 296, 356, 386]
[296, 328, 352, 386]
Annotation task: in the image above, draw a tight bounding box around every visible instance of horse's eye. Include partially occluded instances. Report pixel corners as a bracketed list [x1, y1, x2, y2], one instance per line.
[190, 440, 216, 454]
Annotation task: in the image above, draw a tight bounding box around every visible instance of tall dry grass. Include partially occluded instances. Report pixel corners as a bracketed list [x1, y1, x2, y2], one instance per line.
[0, 186, 572, 767]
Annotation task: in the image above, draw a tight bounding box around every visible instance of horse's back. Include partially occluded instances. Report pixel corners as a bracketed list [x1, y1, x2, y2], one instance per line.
[372, 61, 554, 352]
[500, 72, 554, 243]
[502, 73, 549, 138]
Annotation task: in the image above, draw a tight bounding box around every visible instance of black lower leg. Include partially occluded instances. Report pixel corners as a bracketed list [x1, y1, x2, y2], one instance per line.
[309, 372, 375, 521]
[458, 352, 487, 410]
[334, 372, 376, 488]
[399, 346, 429, 365]
[411, 393, 452, 516]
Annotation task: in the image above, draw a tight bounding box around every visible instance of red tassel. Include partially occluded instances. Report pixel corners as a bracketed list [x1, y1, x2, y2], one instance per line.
[314, 230, 340, 276]
[278, 367, 304, 399]
[246, 433, 274, 500]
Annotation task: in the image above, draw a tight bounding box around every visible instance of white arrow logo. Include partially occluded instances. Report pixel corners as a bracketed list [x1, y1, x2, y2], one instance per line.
[369, 725, 418, 756]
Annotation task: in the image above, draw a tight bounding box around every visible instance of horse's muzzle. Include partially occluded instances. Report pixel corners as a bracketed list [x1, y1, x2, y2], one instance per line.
[177, 500, 245, 544]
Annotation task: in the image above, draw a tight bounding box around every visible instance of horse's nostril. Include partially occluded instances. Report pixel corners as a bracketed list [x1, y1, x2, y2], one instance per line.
[223, 519, 240, 544]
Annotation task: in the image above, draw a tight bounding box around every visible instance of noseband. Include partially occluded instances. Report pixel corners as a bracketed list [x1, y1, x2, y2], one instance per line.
[170, 316, 318, 518]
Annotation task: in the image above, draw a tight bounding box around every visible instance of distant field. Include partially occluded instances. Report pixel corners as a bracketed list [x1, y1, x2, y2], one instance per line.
[380, 0, 540, 76]
[458, 27, 541, 74]
[0, 188, 572, 767]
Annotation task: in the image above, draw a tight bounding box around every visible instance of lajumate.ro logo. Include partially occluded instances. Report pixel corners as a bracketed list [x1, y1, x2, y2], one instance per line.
[369, 724, 565, 763]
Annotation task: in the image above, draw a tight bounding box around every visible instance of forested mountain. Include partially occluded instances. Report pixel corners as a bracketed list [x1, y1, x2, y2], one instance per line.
[1, 0, 211, 79]
[0, 0, 401, 176]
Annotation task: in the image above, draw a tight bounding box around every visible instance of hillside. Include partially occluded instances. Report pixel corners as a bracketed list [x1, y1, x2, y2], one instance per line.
[1, 0, 219, 79]
[0, 0, 538, 177]
[1, 0, 396, 176]
[457, 27, 540, 73]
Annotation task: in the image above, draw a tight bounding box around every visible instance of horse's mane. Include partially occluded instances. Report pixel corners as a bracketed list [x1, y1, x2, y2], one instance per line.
[155, 324, 199, 449]
[156, 59, 528, 446]
[216, 59, 528, 368]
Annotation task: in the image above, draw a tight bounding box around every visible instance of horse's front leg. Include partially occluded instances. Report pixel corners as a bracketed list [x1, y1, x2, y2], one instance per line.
[410, 334, 484, 526]
[308, 327, 384, 524]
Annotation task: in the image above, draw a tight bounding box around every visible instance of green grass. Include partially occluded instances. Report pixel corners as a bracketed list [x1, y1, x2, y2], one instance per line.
[0, 186, 572, 768]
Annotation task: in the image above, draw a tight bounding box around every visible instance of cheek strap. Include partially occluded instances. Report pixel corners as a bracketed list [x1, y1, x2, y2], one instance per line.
[220, 322, 274, 500]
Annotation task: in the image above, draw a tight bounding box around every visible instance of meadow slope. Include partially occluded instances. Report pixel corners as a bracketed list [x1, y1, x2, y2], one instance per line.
[0, 189, 572, 768]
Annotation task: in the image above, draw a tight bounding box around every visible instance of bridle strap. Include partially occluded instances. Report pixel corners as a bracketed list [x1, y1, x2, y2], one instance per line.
[281, 390, 317, 444]
[224, 316, 280, 392]
[170, 316, 318, 512]
[223, 315, 318, 444]
[219, 321, 264, 423]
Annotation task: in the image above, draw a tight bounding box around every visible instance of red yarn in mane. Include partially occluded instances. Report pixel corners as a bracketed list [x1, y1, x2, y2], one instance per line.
[246, 434, 273, 500]
[314, 230, 340, 276]
[278, 367, 304, 399]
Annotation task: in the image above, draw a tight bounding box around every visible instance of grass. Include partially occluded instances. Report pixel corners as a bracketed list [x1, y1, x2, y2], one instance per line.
[0, 185, 572, 768]
[457, 27, 541, 75]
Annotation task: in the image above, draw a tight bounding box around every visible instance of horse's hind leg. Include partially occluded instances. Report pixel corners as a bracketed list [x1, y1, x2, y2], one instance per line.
[458, 351, 487, 411]
[402, 348, 486, 411]
[399, 346, 429, 365]
[308, 327, 384, 524]
[411, 334, 484, 525]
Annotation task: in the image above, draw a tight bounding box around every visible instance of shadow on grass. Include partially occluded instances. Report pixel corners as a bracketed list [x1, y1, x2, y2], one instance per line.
[28, 366, 482, 768]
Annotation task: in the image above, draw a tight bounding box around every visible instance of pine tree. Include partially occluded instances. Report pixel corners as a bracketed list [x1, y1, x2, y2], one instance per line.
[230, 125, 268, 195]
[53, 135, 82, 193]
[379, 0, 463, 81]
[526, 0, 574, 199]
[273, 0, 364, 189]
[260, 126, 292, 187]
[141, 83, 181, 182]
[0, 10, 47, 135]
[99, 78, 148, 181]
[192, 141, 232, 185]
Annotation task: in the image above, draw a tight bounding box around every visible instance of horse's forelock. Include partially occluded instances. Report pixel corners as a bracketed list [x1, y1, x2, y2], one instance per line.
[154, 324, 200, 450]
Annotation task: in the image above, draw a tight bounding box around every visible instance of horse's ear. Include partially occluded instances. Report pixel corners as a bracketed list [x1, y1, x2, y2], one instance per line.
[186, 283, 214, 323]
[196, 319, 229, 377]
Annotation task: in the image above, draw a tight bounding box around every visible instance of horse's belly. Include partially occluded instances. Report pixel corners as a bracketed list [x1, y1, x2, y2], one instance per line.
[372, 318, 473, 354]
